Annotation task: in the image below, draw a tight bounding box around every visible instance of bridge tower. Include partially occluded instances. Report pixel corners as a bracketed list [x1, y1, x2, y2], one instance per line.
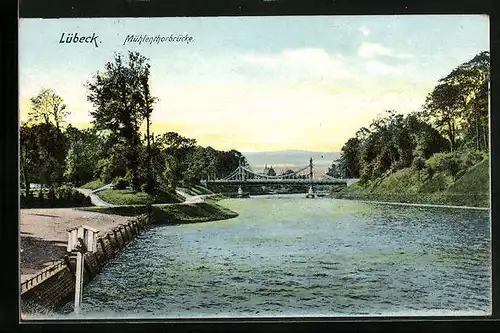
[306, 157, 315, 198]
[238, 158, 245, 196]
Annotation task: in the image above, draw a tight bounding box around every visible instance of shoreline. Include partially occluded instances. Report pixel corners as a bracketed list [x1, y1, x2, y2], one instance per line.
[345, 198, 490, 211]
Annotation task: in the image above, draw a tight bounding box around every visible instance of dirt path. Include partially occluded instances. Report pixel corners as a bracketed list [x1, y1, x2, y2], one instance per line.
[20, 208, 133, 283]
[75, 188, 116, 207]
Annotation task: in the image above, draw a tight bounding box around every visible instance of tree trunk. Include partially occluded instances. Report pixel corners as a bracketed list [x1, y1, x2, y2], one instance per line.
[21, 157, 30, 196]
[146, 111, 152, 192]
[475, 105, 480, 150]
[447, 117, 455, 153]
[483, 123, 488, 150]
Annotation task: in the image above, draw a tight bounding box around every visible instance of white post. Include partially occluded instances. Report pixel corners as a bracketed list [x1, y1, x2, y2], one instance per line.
[74, 251, 84, 314]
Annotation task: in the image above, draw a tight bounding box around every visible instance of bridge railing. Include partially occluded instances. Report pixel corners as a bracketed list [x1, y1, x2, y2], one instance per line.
[205, 178, 347, 184]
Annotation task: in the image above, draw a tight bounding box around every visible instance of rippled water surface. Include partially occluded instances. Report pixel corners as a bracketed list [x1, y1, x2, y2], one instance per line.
[76, 196, 490, 318]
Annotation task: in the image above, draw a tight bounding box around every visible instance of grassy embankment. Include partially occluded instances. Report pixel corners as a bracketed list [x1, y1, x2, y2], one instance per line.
[79, 179, 105, 190]
[80, 184, 237, 224]
[334, 157, 489, 207]
[80, 202, 238, 225]
[97, 189, 183, 205]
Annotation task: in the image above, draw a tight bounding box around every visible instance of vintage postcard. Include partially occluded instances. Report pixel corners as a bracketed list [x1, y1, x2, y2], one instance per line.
[19, 15, 491, 320]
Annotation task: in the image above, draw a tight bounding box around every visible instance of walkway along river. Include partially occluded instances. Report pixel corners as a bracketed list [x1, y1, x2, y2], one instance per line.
[59, 195, 490, 318]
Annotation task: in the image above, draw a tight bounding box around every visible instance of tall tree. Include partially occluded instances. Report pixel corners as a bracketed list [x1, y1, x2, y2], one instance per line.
[86, 51, 154, 189]
[64, 125, 105, 186]
[423, 51, 490, 152]
[20, 123, 41, 193]
[33, 123, 67, 186]
[338, 137, 361, 178]
[157, 132, 197, 189]
[139, 64, 157, 192]
[28, 88, 69, 131]
[444, 51, 490, 150]
[423, 83, 462, 152]
[26, 89, 69, 186]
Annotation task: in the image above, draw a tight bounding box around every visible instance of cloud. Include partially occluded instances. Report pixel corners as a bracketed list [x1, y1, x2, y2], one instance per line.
[357, 42, 415, 59]
[365, 60, 400, 75]
[242, 48, 353, 79]
[359, 25, 371, 36]
[358, 42, 392, 58]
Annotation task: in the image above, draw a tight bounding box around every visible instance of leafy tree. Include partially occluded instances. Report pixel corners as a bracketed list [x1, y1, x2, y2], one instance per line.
[86, 51, 155, 190]
[96, 142, 129, 183]
[24, 89, 70, 187]
[326, 161, 341, 178]
[183, 146, 211, 185]
[447, 51, 489, 150]
[34, 123, 67, 186]
[64, 125, 105, 186]
[338, 110, 448, 182]
[28, 88, 69, 131]
[156, 132, 197, 189]
[338, 137, 361, 178]
[423, 51, 489, 152]
[138, 64, 157, 192]
[20, 123, 41, 193]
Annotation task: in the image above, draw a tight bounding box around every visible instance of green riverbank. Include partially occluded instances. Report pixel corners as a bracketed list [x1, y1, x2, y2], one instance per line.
[79, 200, 238, 225]
[333, 158, 489, 208]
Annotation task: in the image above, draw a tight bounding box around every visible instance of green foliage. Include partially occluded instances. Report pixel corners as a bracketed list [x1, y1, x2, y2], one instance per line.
[64, 126, 105, 186]
[96, 142, 129, 183]
[20, 122, 68, 187]
[86, 51, 156, 190]
[426, 153, 461, 178]
[336, 51, 488, 184]
[140, 183, 153, 193]
[80, 179, 105, 190]
[28, 88, 69, 131]
[326, 161, 341, 178]
[149, 132, 246, 189]
[20, 123, 41, 191]
[335, 155, 488, 207]
[113, 177, 129, 190]
[78, 205, 149, 216]
[423, 51, 489, 152]
[411, 156, 426, 171]
[97, 189, 181, 205]
[21, 186, 92, 208]
[337, 110, 448, 181]
[337, 137, 361, 178]
[152, 202, 238, 224]
[447, 158, 489, 199]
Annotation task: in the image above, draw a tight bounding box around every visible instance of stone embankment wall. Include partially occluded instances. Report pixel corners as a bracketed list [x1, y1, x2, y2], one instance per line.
[20, 214, 150, 314]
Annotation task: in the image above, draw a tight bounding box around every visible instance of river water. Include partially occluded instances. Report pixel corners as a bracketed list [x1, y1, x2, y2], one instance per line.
[74, 196, 490, 318]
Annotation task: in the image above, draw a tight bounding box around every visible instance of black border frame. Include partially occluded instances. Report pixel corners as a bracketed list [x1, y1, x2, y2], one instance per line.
[2, 0, 499, 332]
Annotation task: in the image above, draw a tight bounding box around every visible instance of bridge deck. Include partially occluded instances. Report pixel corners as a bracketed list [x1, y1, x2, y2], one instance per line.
[204, 179, 347, 185]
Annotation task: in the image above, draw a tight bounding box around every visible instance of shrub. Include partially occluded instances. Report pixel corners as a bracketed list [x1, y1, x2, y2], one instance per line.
[113, 177, 129, 190]
[37, 189, 44, 202]
[460, 149, 484, 169]
[57, 185, 72, 201]
[47, 187, 56, 206]
[20, 193, 27, 206]
[20, 186, 93, 208]
[412, 156, 426, 171]
[426, 152, 461, 178]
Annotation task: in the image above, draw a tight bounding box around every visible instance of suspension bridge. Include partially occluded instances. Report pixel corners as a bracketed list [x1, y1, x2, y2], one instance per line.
[201, 158, 352, 197]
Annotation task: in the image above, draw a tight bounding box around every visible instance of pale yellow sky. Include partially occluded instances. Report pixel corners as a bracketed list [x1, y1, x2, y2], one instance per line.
[19, 16, 489, 152]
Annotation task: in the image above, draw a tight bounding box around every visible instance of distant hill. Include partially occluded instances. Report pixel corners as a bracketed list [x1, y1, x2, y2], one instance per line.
[242, 150, 340, 174]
